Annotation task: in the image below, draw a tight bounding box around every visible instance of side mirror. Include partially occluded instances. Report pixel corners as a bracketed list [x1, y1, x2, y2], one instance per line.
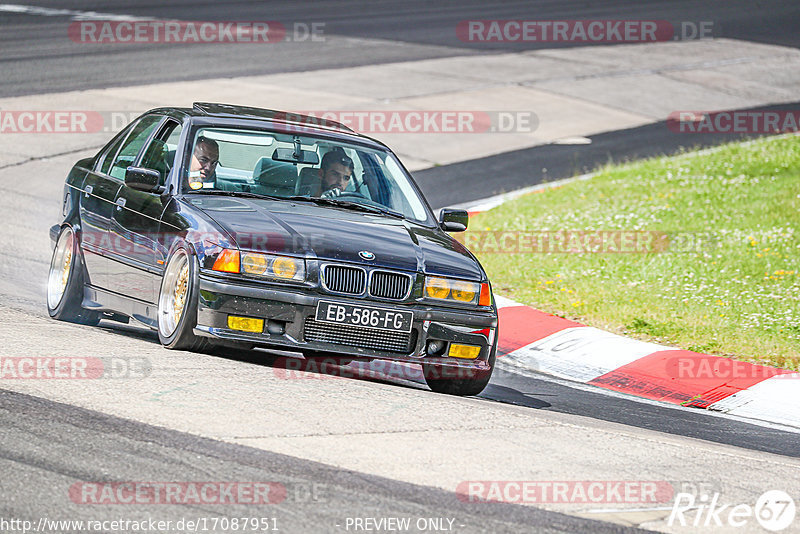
[439, 208, 469, 232]
[125, 166, 161, 193]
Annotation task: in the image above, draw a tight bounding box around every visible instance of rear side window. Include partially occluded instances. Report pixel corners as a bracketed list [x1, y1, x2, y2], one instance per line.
[105, 115, 162, 181]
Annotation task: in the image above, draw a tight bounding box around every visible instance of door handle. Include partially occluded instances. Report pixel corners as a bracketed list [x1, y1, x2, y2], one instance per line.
[84, 185, 93, 197]
[115, 197, 126, 211]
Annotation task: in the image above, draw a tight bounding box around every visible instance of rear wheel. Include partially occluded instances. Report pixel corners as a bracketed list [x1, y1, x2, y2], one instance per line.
[423, 344, 496, 396]
[157, 245, 208, 351]
[46, 226, 100, 325]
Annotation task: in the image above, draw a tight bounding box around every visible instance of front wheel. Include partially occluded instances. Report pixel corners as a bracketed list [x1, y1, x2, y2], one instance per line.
[423, 345, 496, 396]
[46, 226, 99, 325]
[157, 245, 208, 351]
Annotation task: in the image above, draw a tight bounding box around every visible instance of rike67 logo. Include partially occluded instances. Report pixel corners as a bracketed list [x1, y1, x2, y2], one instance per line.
[669, 490, 796, 531]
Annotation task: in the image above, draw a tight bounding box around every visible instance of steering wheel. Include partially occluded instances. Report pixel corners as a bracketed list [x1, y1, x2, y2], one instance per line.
[334, 191, 368, 200]
[321, 189, 368, 200]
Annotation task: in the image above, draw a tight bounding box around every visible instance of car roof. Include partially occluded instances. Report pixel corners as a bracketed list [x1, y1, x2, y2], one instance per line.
[145, 102, 387, 148]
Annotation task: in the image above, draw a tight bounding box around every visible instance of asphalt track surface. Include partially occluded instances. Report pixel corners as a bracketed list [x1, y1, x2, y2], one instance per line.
[417, 101, 800, 208]
[2, 1, 800, 531]
[1, 0, 799, 97]
[209, 348, 800, 457]
[1, 389, 639, 533]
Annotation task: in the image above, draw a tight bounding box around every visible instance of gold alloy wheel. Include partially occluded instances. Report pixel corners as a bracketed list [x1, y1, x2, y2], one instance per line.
[158, 249, 190, 338]
[172, 263, 189, 324]
[47, 227, 74, 310]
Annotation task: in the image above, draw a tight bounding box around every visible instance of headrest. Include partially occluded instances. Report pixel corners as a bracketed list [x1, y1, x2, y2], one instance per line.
[253, 157, 298, 187]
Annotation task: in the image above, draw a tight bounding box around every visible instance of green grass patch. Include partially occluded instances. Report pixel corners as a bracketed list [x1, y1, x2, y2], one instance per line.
[465, 135, 800, 370]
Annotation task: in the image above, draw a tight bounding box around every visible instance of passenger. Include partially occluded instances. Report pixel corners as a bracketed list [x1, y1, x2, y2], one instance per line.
[318, 148, 354, 198]
[187, 136, 220, 190]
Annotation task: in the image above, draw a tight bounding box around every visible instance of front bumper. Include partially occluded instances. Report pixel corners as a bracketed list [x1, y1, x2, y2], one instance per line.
[195, 273, 497, 370]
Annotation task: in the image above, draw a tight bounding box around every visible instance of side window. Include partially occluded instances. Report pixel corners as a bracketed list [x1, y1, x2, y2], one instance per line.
[342, 147, 364, 194]
[97, 133, 126, 175]
[107, 115, 162, 181]
[140, 120, 182, 186]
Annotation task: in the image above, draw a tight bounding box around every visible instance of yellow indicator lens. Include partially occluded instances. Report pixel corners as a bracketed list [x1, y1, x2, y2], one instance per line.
[227, 316, 264, 333]
[272, 257, 298, 279]
[425, 277, 450, 299]
[242, 253, 268, 275]
[448, 344, 481, 359]
[451, 281, 478, 302]
[479, 283, 492, 306]
[212, 249, 240, 273]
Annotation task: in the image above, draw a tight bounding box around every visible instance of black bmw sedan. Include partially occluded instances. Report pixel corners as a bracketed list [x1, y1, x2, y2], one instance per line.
[47, 103, 498, 396]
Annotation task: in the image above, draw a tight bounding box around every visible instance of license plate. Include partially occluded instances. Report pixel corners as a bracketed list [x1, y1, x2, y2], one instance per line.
[315, 301, 413, 332]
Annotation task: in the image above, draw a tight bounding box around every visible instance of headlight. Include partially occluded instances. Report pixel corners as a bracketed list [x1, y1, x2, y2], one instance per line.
[424, 277, 491, 306]
[212, 248, 305, 282]
[425, 277, 451, 299]
[451, 280, 478, 302]
[242, 252, 305, 282]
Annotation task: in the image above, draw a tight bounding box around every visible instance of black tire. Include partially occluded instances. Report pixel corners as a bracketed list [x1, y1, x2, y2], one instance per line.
[157, 243, 208, 351]
[46, 226, 100, 326]
[423, 343, 496, 396]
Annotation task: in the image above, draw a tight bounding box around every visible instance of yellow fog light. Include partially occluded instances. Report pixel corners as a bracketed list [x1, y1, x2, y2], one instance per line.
[227, 316, 264, 333]
[272, 256, 298, 279]
[451, 280, 478, 303]
[425, 277, 450, 299]
[448, 343, 481, 359]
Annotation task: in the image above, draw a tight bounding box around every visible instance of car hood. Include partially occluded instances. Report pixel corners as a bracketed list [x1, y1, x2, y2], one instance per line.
[187, 196, 483, 279]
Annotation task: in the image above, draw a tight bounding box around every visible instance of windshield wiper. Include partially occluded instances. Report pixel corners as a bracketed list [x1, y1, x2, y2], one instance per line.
[186, 190, 406, 219]
[284, 196, 405, 219]
[184, 190, 284, 202]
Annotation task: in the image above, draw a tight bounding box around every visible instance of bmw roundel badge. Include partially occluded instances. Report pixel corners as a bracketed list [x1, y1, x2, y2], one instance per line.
[359, 250, 375, 260]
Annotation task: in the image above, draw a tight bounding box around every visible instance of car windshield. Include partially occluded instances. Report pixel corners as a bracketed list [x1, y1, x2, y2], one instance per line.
[182, 127, 430, 222]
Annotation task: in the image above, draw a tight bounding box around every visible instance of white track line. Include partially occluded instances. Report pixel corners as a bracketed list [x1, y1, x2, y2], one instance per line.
[0, 3, 154, 21]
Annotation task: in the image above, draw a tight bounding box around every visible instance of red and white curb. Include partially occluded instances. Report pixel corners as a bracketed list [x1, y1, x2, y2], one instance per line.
[441, 160, 800, 430]
[495, 296, 800, 429]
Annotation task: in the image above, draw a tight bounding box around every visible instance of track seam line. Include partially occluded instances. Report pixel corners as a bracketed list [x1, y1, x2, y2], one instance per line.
[0, 144, 104, 172]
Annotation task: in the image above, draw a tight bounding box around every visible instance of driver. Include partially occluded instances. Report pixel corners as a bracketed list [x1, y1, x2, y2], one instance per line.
[318, 147, 354, 198]
[187, 136, 220, 190]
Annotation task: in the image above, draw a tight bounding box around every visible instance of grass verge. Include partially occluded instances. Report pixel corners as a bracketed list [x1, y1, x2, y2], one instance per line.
[462, 135, 800, 370]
